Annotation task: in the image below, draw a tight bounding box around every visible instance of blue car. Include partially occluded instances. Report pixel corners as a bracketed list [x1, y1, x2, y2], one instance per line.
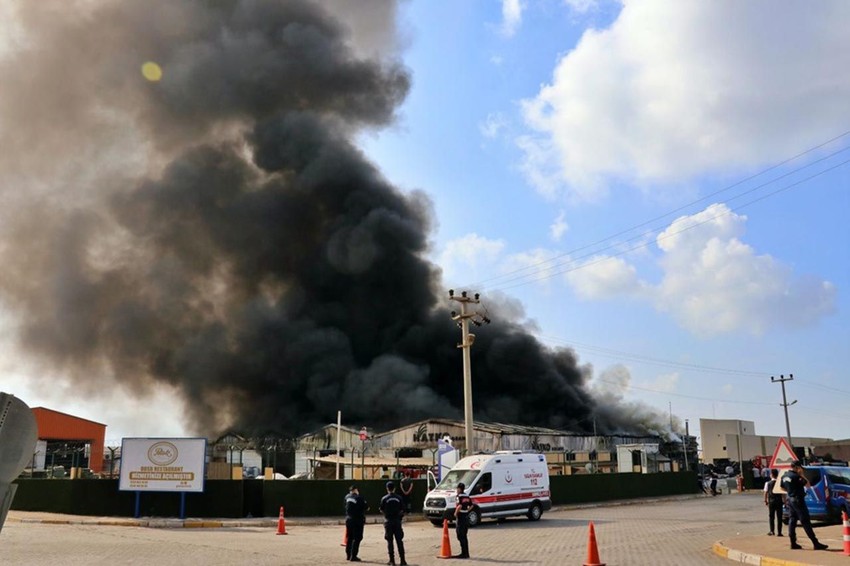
[782, 465, 850, 524]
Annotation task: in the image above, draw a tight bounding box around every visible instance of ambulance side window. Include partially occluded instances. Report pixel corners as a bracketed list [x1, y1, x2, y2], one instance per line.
[475, 472, 492, 494]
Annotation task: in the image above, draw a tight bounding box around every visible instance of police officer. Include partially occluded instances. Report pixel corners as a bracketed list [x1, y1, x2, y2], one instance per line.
[780, 461, 828, 551]
[453, 482, 472, 559]
[379, 481, 407, 566]
[344, 485, 368, 562]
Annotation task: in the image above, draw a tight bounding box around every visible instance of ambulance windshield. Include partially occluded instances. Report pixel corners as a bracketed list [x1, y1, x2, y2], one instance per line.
[437, 469, 479, 491]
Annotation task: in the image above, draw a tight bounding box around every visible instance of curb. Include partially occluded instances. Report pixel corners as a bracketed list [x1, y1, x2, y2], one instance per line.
[712, 541, 814, 566]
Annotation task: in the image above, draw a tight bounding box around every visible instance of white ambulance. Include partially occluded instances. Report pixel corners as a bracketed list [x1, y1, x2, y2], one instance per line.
[423, 451, 552, 527]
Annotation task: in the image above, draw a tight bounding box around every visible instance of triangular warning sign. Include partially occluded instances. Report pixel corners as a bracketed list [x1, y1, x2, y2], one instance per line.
[769, 438, 797, 469]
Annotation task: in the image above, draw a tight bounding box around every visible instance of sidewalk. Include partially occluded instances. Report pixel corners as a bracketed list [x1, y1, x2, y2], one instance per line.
[714, 524, 848, 566]
[5, 510, 369, 529]
[5, 495, 697, 529]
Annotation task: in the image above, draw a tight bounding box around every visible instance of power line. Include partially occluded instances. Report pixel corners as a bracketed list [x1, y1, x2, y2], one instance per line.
[595, 377, 775, 406]
[540, 334, 848, 401]
[539, 333, 771, 377]
[464, 131, 850, 291]
[491, 156, 850, 291]
[794, 379, 850, 397]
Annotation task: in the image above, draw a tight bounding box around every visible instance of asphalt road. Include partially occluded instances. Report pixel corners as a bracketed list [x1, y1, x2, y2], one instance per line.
[1, 492, 822, 565]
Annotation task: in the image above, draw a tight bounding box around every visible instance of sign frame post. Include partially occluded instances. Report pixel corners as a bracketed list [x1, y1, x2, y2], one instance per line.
[119, 438, 207, 520]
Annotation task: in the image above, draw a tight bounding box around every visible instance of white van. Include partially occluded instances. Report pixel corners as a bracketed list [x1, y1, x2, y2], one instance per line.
[423, 451, 551, 527]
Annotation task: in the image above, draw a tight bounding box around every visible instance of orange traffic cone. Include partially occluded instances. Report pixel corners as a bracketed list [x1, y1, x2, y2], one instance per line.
[842, 511, 850, 556]
[276, 505, 287, 535]
[583, 521, 605, 566]
[341, 526, 348, 547]
[436, 518, 453, 559]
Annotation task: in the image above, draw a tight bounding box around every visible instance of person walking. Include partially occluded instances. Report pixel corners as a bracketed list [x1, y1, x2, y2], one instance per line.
[709, 470, 719, 496]
[344, 485, 368, 562]
[453, 483, 472, 559]
[780, 461, 828, 551]
[379, 481, 407, 566]
[763, 469, 784, 536]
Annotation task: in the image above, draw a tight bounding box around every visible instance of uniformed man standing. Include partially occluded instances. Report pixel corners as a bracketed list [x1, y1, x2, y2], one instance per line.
[379, 481, 407, 566]
[344, 485, 368, 562]
[780, 461, 828, 551]
[453, 483, 472, 559]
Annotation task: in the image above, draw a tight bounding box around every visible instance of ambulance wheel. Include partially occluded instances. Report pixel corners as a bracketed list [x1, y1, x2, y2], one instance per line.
[467, 508, 481, 528]
[430, 520, 444, 527]
[527, 502, 542, 521]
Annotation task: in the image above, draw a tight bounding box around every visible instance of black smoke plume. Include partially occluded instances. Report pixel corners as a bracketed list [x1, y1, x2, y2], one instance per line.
[0, 0, 669, 437]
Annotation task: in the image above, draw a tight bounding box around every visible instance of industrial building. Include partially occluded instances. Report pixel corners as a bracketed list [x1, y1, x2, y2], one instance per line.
[699, 418, 832, 465]
[30, 407, 106, 475]
[299, 418, 667, 479]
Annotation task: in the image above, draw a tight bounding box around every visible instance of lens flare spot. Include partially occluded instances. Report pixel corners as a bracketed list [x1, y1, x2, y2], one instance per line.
[141, 61, 163, 82]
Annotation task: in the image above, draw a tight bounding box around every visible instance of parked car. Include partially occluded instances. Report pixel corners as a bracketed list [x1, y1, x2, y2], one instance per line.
[782, 465, 850, 524]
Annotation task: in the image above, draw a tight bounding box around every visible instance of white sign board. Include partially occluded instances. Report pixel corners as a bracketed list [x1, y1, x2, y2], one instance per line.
[119, 438, 207, 492]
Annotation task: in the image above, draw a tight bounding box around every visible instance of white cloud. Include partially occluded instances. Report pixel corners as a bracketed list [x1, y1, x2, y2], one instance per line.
[563, 0, 598, 13]
[565, 254, 644, 300]
[438, 233, 505, 283]
[654, 204, 835, 336]
[558, 203, 835, 335]
[519, 1, 850, 200]
[479, 112, 508, 139]
[500, 0, 524, 38]
[549, 210, 569, 241]
[501, 248, 562, 290]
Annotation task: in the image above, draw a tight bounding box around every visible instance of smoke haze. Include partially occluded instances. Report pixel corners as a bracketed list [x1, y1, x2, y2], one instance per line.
[0, 0, 671, 437]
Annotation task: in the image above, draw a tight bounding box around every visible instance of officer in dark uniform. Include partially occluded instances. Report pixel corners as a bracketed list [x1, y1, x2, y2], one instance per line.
[344, 485, 368, 562]
[379, 481, 407, 566]
[453, 483, 472, 559]
[780, 461, 828, 551]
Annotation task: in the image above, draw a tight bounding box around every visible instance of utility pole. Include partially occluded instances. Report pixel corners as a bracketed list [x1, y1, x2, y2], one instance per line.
[771, 374, 797, 444]
[684, 419, 689, 472]
[449, 289, 490, 457]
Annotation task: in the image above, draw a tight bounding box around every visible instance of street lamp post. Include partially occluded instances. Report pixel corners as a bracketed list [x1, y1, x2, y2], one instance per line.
[359, 427, 367, 480]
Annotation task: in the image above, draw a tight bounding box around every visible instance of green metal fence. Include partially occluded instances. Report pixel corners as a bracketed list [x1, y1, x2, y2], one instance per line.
[12, 472, 696, 518]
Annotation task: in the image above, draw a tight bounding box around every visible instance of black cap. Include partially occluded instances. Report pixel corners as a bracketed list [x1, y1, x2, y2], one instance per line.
[791, 460, 803, 468]
[457, 483, 465, 490]
[386, 481, 395, 490]
[349, 484, 358, 492]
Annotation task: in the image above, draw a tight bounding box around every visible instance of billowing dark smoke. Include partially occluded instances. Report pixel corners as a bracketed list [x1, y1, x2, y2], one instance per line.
[0, 0, 666, 437]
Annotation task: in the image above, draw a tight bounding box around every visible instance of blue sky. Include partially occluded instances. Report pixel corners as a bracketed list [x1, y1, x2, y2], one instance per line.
[0, 0, 847, 452]
[362, 0, 850, 445]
